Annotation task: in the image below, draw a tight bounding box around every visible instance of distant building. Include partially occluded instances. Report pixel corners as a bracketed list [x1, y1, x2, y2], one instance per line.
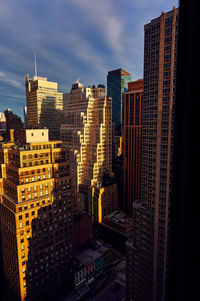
[89, 172, 119, 229]
[123, 79, 143, 216]
[0, 113, 6, 142]
[107, 68, 131, 134]
[4, 109, 24, 141]
[63, 92, 70, 112]
[0, 113, 6, 130]
[61, 81, 112, 210]
[112, 154, 123, 210]
[0, 129, 79, 300]
[23, 106, 28, 128]
[25, 75, 64, 139]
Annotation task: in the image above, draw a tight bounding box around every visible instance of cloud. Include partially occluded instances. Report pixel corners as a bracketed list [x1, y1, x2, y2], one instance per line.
[0, 71, 24, 89]
[0, 0, 179, 117]
[66, 0, 124, 54]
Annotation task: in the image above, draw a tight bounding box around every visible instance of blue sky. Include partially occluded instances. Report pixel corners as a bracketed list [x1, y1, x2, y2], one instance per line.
[0, 0, 178, 119]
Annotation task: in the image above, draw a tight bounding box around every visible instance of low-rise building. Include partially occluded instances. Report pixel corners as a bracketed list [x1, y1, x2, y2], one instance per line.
[73, 240, 112, 288]
[99, 210, 132, 253]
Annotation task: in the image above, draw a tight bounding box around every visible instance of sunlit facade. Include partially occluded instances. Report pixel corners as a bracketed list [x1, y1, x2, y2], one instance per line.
[0, 129, 78, 301]
[60, 82, 112, 209]
[25, 75, 63, 140]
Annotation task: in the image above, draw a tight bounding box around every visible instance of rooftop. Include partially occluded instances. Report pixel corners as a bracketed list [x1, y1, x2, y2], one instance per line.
[74, 240, 111, 267]
[102, 210, 132, 236]
[108, 68, 131, 76]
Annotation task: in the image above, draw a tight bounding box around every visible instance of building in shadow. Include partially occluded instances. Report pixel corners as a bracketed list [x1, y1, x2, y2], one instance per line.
[126, 7, 179, 301]
[4, 109, 24, 141]
[123, 79, 143, 217]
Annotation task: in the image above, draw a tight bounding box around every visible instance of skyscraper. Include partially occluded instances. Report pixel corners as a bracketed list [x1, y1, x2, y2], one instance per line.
[126, 7, 178, 301]
[123, 79, 143, 217]
[25, 75, 64, 140]
[0, 129, 78, 301]
[107, 68, 131, 134]
[60, 81, 112, 210]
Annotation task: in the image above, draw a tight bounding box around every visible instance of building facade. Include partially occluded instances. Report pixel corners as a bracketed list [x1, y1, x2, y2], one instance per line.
[4, 109, 24, 141]
[107, 68, 131, 134]
[60, 82, 112, 209]
[23, 107, 28, 129]
[72, 210, 93, 250]
[100, 210, 132, 253]
[126, 7, 178, 301]
[0, 112, 6, 130]
[73, 240, 112, 288]
[89, 172, 119, 227]
[25, 75, 63, 139]
[0, 129, 78, 301]
[123, 80, 143, 217]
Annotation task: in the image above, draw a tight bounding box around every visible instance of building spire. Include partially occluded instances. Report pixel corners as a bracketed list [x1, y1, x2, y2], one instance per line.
[34, 52, 38, 77]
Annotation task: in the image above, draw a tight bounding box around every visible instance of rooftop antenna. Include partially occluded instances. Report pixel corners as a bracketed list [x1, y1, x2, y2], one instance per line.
[75, 74, 80, 83]
[34, 52, 38, 77]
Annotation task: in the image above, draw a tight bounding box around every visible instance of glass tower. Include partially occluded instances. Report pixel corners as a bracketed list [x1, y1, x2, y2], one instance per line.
[107, 68, 131, 134]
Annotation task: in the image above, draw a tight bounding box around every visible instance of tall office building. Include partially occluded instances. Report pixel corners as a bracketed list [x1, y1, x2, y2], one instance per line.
[61, 81, 112, 209]
[123, 79, 143, 217]
[0, 129, 78, 301]
[25, 75, 64, 140]
[107, 68, 131, 134]
[126, 7, 178, 301]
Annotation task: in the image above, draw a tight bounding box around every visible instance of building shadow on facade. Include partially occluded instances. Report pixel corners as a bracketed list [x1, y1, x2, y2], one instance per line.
[25, 201, 75, 301]
[39, 98, 64, 140]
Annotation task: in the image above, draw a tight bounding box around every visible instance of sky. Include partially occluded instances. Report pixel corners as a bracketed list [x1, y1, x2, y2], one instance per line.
[0, 0, 178, 119]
